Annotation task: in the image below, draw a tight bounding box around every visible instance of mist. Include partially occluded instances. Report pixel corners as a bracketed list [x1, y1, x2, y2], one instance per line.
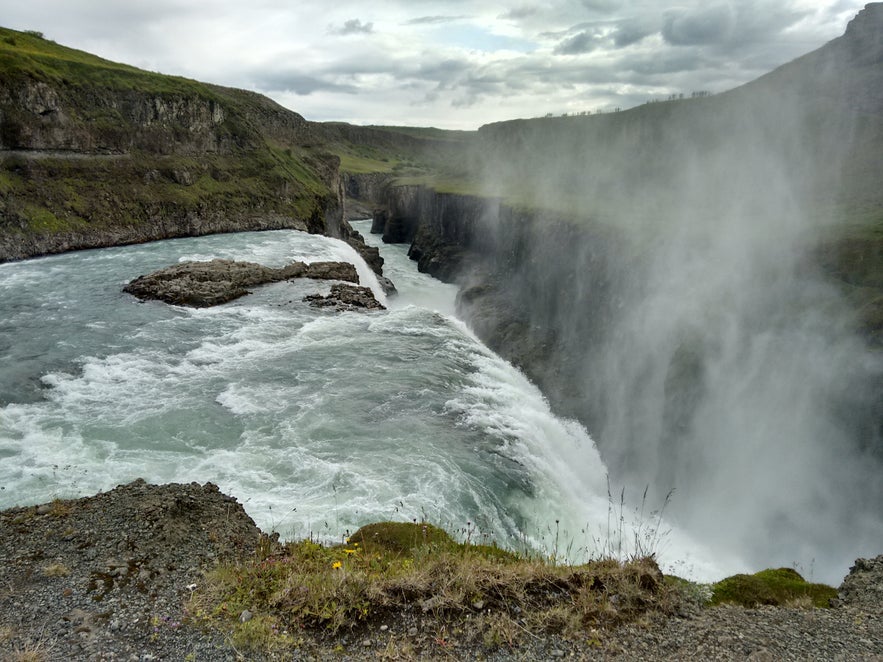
[462, 15, 883, 583]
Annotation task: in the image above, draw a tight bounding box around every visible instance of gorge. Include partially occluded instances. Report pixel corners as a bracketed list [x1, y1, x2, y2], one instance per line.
[1, 4, 882, 590]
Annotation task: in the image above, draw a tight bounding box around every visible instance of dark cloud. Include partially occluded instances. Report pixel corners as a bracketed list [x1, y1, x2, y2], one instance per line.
[612, 18, 656, 47]
[622, 51, 708, 77]
[416, 58, 472, 84]
[405, 15, 469, 25]
[548, 17, 656, 53]
[662, 5, 734, 46]
[253, 72, 359, 96]
[580, 0, 620, 13]
[498, 6, 539, 21]
[331, 19, 374, 36]
[662, 3, 810, 50]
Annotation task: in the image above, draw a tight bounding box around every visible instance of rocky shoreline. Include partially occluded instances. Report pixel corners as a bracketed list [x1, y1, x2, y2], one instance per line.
[1, 481, 880, 661]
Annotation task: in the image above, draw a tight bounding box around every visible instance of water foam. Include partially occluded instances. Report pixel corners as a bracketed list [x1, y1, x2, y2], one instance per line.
[1, 227, 731, 580]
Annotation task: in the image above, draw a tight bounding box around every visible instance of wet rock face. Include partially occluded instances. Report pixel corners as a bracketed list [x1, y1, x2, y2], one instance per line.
[123, 258, 359, 307]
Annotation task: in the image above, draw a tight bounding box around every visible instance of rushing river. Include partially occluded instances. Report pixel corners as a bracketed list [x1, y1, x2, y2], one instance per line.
[0, 221, 726, 579]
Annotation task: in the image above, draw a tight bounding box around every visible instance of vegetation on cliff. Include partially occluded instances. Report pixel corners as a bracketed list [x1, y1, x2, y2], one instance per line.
[0, 27, 337, 260]
[191, 520, 680, 653]
[186, 519, 854, 656]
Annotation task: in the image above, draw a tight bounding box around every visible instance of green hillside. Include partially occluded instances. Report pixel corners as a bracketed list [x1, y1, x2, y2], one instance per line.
[0, 27, 341, 261]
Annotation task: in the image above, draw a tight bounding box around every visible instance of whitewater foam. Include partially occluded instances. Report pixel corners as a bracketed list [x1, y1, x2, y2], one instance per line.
[0, 226, 733, 581]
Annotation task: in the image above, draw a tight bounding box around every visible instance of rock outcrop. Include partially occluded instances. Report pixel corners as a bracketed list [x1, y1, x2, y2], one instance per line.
[343, 172, 394, 221]
[0, 28, 343, 264]
[839, 555, 883, 610]
[304, 283, 385, 311]
[123, 259, 359, 307]
[369, 185, 499, 283]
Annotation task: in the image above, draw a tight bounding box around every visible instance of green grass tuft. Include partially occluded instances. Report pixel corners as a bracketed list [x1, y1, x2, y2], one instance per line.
[189, 522, 679, 654]
[710, 567, 837, 608]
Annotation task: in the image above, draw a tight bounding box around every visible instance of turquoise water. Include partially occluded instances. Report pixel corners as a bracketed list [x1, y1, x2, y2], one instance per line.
[0, 222, 724, 578]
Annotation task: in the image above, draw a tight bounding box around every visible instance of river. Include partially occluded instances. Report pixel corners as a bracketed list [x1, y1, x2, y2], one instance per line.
[0, 221, 726, 579]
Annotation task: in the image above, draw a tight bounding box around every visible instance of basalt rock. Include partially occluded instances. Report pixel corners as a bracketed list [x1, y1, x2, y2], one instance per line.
[304, 283, 385, 311]
[838, 554, 883, 610]
[377, 275, 397, 296]
[123, 258, 358, 307]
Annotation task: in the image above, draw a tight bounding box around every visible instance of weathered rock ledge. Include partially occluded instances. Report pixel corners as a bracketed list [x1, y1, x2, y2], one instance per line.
[123, 258, 360, 307]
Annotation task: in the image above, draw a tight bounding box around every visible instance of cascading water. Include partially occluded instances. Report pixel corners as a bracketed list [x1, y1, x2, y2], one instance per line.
[0, 223, 726, 579]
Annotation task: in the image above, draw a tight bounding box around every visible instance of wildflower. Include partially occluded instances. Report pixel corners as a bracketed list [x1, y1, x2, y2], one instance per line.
[344, 548, 357, 555]
[332, 561, 342, 569]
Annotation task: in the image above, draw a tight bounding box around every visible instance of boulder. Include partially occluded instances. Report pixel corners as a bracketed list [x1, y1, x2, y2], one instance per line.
[377, 275, 397, 296]
[838, 555, 883, 610]
[303, 283, 385, 311]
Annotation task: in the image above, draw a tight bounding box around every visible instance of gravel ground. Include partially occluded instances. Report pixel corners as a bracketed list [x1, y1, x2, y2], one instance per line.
[1, 480, 880, 661]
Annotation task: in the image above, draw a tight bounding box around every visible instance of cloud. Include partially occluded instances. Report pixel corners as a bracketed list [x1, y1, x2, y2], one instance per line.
[612, 18, 656, 47]
[662, 5, 735, 46]
[661, 2, 810, 50]
[554, 30, 603, 55]
[580, 0, 620, 13]
[0, 0, 865, 129]
[331, 19, 373, 36]
[252, 72, 359, 96]
[405, 15, 469, 25]
[498, 6, 540, 21]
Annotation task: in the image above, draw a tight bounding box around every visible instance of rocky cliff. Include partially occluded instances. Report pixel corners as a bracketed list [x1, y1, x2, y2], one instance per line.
[0, 27, 387, 268]
[366, 184, 625, 417]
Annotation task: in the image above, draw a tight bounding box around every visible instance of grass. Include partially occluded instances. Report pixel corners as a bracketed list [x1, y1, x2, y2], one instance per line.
[186, 512, 845, 655]
[41, 562, 71, 578]
[1, 627, 56, 662]
[710, 568, 838, 608]
[0, 149, 331, 240]
[189, 521, 687, 654]
[337, 152, 400, 175]
[0, 27, 217, 97]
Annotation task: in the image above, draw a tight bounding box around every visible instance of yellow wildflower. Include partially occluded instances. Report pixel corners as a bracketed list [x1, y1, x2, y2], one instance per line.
[332, 561, 342, 569]
[344, 549, 357, 555]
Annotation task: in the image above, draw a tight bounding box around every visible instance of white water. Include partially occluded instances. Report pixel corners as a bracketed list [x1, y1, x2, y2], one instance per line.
[0, 222, 728, 579]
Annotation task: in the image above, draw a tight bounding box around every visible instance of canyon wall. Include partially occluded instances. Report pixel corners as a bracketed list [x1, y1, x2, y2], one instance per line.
[0, 28, 361, 264]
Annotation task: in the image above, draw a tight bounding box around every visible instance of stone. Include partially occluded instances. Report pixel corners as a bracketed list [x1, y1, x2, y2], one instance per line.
[303, 284, 385, 311]
[838, 554, 883, 610]
[377, 275, 397, 296]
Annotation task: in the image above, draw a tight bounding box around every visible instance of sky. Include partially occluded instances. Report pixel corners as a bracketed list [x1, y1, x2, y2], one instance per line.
[1, 0, 867, 130]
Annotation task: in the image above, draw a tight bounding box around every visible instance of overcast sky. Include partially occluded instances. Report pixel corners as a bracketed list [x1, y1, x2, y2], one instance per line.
[2, 1, 866, 129]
